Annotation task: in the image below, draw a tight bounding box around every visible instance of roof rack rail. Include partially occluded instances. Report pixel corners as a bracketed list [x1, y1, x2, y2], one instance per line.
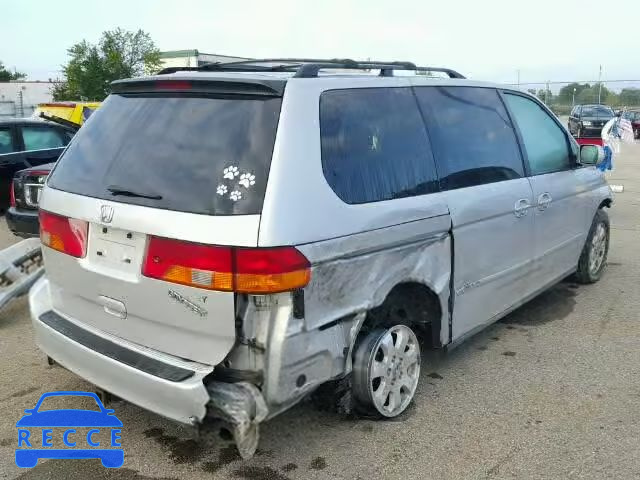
[156, 58, 465, 79]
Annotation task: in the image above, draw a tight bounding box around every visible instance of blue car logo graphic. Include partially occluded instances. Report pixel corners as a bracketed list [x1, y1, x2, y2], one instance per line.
[15, 391, 123, 468]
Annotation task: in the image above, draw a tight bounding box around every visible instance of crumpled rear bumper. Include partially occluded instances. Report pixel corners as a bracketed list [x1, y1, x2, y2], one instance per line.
[29, 277, 213, 425]
[29, 276, 269, 458]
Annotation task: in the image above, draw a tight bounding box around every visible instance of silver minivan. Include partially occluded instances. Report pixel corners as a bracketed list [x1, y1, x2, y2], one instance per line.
[29, 60, 612, 458]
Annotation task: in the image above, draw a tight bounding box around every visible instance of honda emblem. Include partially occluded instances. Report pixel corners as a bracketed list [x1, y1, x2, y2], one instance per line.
[100, 205, 114, 224]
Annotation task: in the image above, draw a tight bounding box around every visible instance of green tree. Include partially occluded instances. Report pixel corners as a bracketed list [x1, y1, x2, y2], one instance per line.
[53, 28, 161, 101]
[558, 83, 590, 104]
[576, 84, 612, 104]
[0, 61, 26, 81]
[536, 88, 552, 104]
[618, 88, 640, 106]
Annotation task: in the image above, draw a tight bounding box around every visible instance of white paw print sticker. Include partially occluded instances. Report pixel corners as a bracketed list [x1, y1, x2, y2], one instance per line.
[223, 166, 239, 180]
[216, 184, 228, 196]
[229, 190, 242, 201]
[239, 173, 256, 189]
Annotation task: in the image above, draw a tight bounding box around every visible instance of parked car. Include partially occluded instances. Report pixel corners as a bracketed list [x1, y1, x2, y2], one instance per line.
[621, 109, 640, 138]
[7, 163, 53, 237]
[0, 119, 73, 212]
[568, 104, 615, 138]
[29, 59, 612, 458]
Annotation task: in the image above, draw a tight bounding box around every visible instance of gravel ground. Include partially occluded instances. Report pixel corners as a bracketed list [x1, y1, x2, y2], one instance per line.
[0, 142, 638, 480]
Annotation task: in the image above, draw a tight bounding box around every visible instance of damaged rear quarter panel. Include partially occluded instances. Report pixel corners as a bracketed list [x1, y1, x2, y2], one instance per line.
[258, 215, 453, 409]
[299, 215, 452, 334]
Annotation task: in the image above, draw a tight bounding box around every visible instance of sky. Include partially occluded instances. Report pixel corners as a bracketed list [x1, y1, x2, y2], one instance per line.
[2, 0, 639, 87]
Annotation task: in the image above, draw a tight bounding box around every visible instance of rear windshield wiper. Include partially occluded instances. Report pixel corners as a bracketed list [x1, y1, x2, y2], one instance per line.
[107, 186, 163, 200]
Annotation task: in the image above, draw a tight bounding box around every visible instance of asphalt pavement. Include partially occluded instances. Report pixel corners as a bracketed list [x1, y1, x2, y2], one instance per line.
[0, 142, 639, 480]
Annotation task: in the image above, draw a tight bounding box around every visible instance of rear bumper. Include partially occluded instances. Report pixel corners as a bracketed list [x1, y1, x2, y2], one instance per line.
[578, 127, 604, 137]
[28, 277, 213, 425]
[6, 207, 39, 238]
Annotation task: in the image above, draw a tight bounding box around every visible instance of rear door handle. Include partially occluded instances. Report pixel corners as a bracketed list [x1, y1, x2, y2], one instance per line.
[537, 193, 552, 211]
[514, 198, 530, 218]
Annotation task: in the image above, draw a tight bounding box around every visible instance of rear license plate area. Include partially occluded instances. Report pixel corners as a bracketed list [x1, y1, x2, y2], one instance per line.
[87, 224, 146, 275]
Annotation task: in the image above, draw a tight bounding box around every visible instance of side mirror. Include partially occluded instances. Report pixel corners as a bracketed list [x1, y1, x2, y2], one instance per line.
[579, 144, 605, 165]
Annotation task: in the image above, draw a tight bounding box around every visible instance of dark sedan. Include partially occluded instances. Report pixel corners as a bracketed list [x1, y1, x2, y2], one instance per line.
[7, 163, 53, 237]
[0, 118, 73, 211]
[568, 104, 615, 138]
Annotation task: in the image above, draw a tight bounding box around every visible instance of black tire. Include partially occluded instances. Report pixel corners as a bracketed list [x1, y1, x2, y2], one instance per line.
[352, 324, 421, 418]
[575, 209, 610, 284]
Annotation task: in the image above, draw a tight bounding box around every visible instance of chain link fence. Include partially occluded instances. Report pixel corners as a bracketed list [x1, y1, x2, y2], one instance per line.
[507, 80, 640, 116]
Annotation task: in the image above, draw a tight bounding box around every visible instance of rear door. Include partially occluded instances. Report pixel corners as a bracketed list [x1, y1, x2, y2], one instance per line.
[42, 81, 283, 365]
[19, 124, 71, 168]
[503, 92, 591, 287]
[568, 106, 578, 135]
[414, 86, 536, 340]
[0, 124, 20, 208]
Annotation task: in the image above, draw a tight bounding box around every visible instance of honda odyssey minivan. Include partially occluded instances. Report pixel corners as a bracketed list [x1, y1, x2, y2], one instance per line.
[29, 59, 612, 458]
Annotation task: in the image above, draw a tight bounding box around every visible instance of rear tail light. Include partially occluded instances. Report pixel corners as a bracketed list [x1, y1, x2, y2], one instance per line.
[39, 211, 88, 258]
[143, 237, 311, 294]
[143, 237, 234, 291]
[9, 180, 15, 207]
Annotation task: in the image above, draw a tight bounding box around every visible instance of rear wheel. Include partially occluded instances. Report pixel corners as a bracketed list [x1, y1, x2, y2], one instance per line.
[575, 209, 609, 284]
[352, 324, 421, 418]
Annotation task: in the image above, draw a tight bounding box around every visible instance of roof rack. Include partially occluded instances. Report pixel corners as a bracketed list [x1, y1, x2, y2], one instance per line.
[157, 58, 465, 79]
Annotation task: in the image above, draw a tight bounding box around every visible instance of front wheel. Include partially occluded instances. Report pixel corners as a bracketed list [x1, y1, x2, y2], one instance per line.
[575, 209, 610, 284]
[352, 324, 421, 418]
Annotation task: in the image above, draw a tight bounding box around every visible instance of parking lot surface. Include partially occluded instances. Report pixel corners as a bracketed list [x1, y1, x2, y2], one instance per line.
[1, 142, 639, 480]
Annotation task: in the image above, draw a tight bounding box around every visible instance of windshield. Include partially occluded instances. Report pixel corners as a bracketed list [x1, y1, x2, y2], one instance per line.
[581, 105, 614, 117]
[48, 93, 282, 215]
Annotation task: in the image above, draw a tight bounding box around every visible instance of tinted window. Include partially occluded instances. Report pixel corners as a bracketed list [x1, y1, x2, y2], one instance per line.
[580, 105, 614, 117]
[414, 87, 523, 190]
[48, 94, 282, 215]
[0, 128, 13, 154]
[22, 126, 67, 150]
[320, 88, 438, 204]
[504, 93, 571, 175]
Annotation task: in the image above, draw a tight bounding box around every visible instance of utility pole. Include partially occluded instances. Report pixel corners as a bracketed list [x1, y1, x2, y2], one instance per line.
[17, 90, 24, 117]
[597, 65, 603, 104]
[517, 69, 520, 89]
[546, 80, 550, 105]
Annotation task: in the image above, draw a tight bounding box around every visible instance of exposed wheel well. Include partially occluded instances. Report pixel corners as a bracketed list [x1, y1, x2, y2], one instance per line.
[599, 198, 612, 209]
[361, 282, 443, 348]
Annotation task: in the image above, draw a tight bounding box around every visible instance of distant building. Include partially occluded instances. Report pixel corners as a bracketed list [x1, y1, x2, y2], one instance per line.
[0, 81, 54, 118]
[159, 50, 249, 69]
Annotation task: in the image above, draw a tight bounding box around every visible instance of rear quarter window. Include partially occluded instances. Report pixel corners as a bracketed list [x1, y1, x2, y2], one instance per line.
[48, 93, 282, 215]
[320, 87, 438, 204]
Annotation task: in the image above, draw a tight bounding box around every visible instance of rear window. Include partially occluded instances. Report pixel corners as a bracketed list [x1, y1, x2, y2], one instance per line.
[48, 93, 282, 215]
[580, 105, 613, 117]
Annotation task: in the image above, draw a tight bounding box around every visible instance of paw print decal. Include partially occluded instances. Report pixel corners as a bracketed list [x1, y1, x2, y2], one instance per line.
[216, 184, 228, 196]
[223, 166, 239, 180]
[229, 190, 242, 202]
[239, 173, 256, 189]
